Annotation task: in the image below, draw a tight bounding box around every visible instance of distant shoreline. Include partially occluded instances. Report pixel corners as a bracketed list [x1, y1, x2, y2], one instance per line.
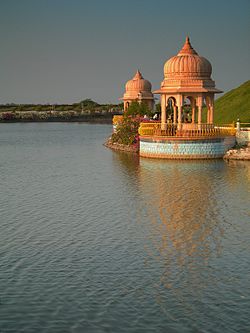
[0, 119, 113, 124]
[0, 113, 115, 124]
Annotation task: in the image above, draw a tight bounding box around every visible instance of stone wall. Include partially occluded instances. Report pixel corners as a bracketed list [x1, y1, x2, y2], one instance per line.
[236, 129, 250, 146]
[140, 136, 235, 159]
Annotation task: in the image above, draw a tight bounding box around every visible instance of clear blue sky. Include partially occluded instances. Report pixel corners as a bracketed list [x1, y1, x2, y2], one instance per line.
[0, 0, 249, 104]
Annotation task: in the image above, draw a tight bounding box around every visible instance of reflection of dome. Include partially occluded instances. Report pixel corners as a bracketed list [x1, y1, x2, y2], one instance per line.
[164, 37, 212, 80]
[125, 70, 152, 93]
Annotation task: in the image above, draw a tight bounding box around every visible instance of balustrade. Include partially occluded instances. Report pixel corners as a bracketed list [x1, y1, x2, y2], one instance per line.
[139, 122, 236, 138]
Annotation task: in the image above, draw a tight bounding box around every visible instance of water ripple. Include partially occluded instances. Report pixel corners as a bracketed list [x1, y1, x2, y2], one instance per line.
[0, 123, 249, 333]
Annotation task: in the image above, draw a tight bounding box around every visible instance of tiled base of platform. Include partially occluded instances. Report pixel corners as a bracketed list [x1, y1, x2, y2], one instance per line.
[139, 136, 236, 159]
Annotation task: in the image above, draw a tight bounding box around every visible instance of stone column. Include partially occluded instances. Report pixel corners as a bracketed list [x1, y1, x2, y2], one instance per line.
[173, 105, 177, 124]
[207, 95, 215, 125]
[197, 96, 203, 126]
[207, 107, 211, 124]
[205, 97, 210, 124]
[210, 97, 214, 124]
[191, 99, 196, 124]
[198, 106, 202, 125]
[161, 94, 166, 130]
[177, 95, 183, 130]
[177, 105, 182, 131]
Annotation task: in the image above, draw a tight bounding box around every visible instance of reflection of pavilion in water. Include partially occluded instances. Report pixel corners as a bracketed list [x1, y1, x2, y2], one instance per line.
[137, 158, 224, 293]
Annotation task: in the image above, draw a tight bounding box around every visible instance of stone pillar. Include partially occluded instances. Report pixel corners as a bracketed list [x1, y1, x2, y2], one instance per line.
[198, 106, 202, 125]
[137, 92, 142, 105]
[205, 96, 212, 124]
[207, 107, 210, 124]
[210, 97, 214, 124]
[191, 99, 196, 124]
[197, 96, 203, 126]
[177, 95, 183, 130]
[177, 105, 182, 130]
[173, 105, 177, 124]
[206, 96, 214, 124]
[161, 94, 166, 130]
[124, 101, 130, 112]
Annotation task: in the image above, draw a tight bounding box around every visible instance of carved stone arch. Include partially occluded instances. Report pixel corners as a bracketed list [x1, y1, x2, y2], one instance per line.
[167, 96, 177, 106]
[166, 96, 178, 124]
[183, 96, 194, 123]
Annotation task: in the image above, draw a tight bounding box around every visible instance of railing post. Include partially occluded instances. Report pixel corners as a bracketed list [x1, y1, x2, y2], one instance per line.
[236, 119, 240, 132]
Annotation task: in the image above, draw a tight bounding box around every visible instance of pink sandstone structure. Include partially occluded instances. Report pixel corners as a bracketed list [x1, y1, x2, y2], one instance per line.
[137, 37, 236, 159]
[154, 36, 222, 130]
[111, 37, 236, 159]
[121, 70, 154, 111]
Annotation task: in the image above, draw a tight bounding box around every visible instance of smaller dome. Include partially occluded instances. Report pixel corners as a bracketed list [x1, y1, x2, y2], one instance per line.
[125, 70, 152, 92]
[164, 37, 212, 79]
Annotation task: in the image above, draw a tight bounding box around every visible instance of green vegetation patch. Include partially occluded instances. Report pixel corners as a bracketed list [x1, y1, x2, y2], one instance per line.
[214, 80, 250, 124]
[111, 102, 152, 146]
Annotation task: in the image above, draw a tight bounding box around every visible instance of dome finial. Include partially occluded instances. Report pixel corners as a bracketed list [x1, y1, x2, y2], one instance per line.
[178, 36, 198, 55]
[134, 69, 143, 79]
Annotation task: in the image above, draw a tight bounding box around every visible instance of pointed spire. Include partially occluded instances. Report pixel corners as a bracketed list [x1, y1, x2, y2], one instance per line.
[178, 36, 198, 55]
[133, 69, 143, 80]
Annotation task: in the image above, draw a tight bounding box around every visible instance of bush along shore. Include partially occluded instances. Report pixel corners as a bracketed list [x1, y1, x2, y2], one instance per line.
[105, 102, 151, 154]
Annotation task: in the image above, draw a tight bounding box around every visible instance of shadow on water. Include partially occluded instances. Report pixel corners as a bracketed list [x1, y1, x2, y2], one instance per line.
[111, 151, 140, 184]
[112, 151, 140, 171]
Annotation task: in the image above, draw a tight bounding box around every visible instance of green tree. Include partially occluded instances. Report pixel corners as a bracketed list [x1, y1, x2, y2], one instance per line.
[80, 99, 99, 108]
[126, 101, 152, 118]
[155, 103, 161, 113]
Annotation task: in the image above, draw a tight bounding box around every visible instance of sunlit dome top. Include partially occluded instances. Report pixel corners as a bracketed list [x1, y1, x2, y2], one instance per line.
[125, 70, 152, 92]
[164, 37, 212, 79]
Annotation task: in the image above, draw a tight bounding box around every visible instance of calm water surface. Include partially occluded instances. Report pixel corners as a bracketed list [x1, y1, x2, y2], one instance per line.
[0, 123, 249, 333]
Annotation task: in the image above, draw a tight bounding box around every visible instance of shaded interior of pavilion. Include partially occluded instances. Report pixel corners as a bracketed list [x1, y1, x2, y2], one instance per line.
[158, 94, 215, 130]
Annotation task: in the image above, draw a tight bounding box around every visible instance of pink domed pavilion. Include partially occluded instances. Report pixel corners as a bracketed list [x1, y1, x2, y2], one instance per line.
[122, 70, 154, 111]
[138, 37, 236, 159]
[154, 36, 222, 129]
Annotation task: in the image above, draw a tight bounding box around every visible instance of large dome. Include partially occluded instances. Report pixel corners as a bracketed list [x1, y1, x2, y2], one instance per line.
[125, 70, 152, 92]
[164, 37, 212, 79]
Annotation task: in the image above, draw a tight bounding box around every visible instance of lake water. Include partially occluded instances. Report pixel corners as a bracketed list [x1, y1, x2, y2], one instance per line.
[0, 123, 249, 333]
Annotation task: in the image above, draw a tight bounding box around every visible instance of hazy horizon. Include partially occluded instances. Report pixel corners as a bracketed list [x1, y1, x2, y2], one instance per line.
[0, 0, 249, 104]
